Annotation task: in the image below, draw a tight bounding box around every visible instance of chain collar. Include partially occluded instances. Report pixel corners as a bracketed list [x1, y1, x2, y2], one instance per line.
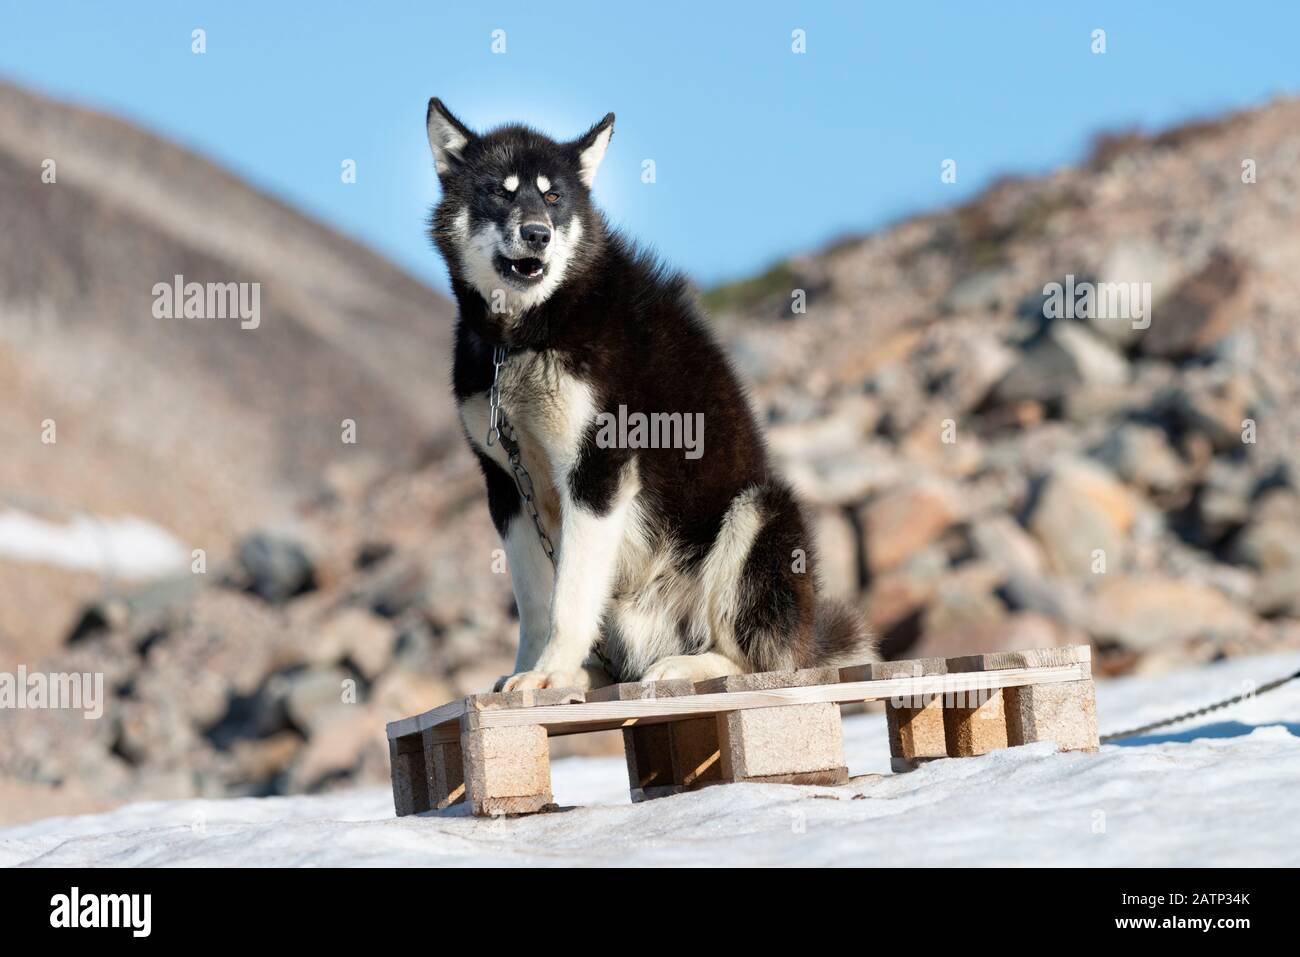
[486, 344, 555, 565]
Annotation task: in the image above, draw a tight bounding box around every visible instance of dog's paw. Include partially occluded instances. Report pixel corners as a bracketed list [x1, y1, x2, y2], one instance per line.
[641, 657, 699, 682]
[499, 669, 585, 693]
[642, 653, 742, 683]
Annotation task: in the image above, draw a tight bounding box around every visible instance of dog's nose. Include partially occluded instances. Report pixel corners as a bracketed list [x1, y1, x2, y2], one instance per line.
[520, 223, 551, 248]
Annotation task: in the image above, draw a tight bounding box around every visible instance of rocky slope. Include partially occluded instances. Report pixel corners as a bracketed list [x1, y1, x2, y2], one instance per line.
[0, 79, 459, 659]
[4, 88, 1300, 823]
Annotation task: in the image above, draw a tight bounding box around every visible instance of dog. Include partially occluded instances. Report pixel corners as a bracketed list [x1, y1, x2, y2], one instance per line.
[425, 99, 872, 692]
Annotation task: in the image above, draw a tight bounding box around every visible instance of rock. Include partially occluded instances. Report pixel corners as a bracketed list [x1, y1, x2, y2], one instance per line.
[306, 607, 395, 680]
[862, 552, 945, 640]
[450, 656, 516, 697]
[1140, 251, 1248, 359]
[1027, 459, 1141, 576]
[998, 573, 1088, 628]
[1197, 460, 1257, 542]
[897, 413, 984, 477]
[1092, 424, 1187, 495]
[369, 670, 454, 723]
[347, 558, 432, 619]
[1089, 576, 1255, 650]
[1252, 566, 1300, 618]
[766, 395, 880, 460]
[784, 442, 903, 506]
[226, 732, 302, 785]
[942, 267, 1008, 314]
[1088, 238, 1179, 347]
[237, 532, 316, 604]
[288, 709, 382, 790]
[811, 508, 860, 600]
[282, 667, 355, 736]
[967, 514, 1045, 579]
[1229, 489, 1300, 571]
[914, 563, 1007, 658]
[1000, 611, 1087, 652]
[859, 481, 962, 575]
[993, 321, 1128, 406]
[917, 322, 1017, 412]
[114, 698, 204, 768]
[1169, 374, 1254, 452]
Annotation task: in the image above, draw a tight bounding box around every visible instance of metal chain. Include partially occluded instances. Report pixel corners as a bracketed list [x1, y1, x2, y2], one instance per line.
[487, 346, 555, 564]
[485, 346, 613, 676]
[1100, 667, 1300, 743]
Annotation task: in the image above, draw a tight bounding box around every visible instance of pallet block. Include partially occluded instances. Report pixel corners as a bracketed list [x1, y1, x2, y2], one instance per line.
[425, 733, 466, 809]
[385, 645, 1099, 816]
[956, 648, 1099, 752]
[698, 669, 848, 785]
[945, 647, 1098, 755]
[388, 736, 430, 817]
[387, 686, 583, 816]
[461, 723, 553, 816]
[941, 654, 1009, 756]
[843, 658, 949, 772]
[588, 679, 717, 801]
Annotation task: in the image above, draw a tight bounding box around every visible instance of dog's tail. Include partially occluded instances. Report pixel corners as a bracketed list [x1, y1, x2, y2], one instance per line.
[805, 597, 876, 669]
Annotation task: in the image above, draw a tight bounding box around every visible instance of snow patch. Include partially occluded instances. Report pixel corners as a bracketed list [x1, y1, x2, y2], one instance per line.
[0, 509, 188, 579]
[2, 653, 1298, 866]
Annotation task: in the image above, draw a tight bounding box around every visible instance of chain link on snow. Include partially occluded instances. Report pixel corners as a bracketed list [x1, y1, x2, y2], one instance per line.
[1099, 667, 1300, 742]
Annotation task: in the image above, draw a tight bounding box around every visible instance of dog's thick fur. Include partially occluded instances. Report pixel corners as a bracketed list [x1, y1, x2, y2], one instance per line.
[426, 99, 872, 691]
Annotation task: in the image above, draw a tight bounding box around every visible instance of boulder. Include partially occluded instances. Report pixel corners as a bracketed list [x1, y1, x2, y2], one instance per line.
[1088, 238, 1179, 348]
[993, 322, 1128, 406]
[1027, 459, 1141, 576]
[859, 481, 962, 575]
[1252, 566, 1300, 618]
[1089, 576, 1255, 650]
[1169, 374, 1254, 452]
[1197, 460, 1257, 543]
[1140, 251, 1248, 359]
[1092, 424, 1187, 495]
[811, 508, 860, 600]
[967, 514, 1045, 579]
[282, 667, 355, 736]
[914, 563, 1007, 658]
[306, 607, 396, 681]
[1229, 489, 1300, 571]
[237, 532, 315, 604]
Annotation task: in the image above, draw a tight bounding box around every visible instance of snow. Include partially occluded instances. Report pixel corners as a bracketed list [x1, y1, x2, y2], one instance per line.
[0, 509, 188, 579]
[3, 652, 1298, 867]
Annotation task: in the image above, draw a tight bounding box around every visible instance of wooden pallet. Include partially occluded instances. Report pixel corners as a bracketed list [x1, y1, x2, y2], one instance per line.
[386, 645, 1099, 816]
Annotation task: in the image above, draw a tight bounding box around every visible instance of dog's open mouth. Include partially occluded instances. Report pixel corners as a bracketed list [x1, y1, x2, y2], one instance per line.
[496, 255, 546, 283]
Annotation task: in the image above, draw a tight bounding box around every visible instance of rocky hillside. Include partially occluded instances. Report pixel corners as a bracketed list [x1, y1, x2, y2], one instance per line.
[0, 80, 459, 658]
[4, 90, 1300, 823]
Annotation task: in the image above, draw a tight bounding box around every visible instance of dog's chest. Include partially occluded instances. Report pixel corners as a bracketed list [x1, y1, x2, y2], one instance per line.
[459, 351, 597, 530]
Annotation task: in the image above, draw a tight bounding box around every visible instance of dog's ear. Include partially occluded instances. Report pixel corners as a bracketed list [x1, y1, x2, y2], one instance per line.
[570, 112, 615, 188]
[426, 98, 475, 177]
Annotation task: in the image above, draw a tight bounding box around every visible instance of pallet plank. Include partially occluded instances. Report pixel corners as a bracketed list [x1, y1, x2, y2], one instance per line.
[461, 664, 1090, 735]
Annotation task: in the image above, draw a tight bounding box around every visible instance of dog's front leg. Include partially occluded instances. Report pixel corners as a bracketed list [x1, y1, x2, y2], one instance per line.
[502, 513, 554, 673]
[501, 461, 636, 692]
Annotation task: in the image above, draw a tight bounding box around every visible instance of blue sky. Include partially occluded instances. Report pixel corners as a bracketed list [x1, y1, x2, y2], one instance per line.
[2, 2, 1298, 290]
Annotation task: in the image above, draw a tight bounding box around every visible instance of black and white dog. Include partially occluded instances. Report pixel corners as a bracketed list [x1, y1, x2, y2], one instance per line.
[426, 99, 872, 692]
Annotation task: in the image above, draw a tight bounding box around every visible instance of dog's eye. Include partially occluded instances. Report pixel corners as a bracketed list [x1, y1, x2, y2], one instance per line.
[544, 191, 561, 205]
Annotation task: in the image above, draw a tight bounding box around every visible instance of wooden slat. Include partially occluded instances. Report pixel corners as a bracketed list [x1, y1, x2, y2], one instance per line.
[462, 663, 1090, 735]
[386, 686, 585, 741]
[946, 645, 1091, 674]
